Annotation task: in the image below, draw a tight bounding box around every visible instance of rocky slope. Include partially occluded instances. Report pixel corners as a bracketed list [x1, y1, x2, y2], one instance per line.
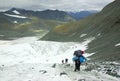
[41, 0, 120, 61]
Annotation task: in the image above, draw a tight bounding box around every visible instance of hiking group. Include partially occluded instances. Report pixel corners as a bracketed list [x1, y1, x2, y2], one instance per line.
[61, 49, 86, 71]
[72, 50, 86, 71]
[62, 58, 68, 64]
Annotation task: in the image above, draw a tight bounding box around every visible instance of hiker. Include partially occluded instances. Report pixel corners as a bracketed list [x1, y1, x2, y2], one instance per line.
[65, 58, 68, 64]
[72, 50, 86, 71]
[62, 60, 64, 64]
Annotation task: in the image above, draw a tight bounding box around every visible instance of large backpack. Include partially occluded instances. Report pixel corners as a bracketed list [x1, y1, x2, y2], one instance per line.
[72, 55, 86, 62]
[74, 50, 84, 57]
[79, 56, 86, 63]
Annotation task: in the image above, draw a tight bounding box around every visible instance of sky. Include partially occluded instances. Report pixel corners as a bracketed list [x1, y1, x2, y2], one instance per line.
[0, 0, 114, 12]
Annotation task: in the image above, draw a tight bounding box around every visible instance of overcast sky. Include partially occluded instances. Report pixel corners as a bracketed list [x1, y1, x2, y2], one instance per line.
[0, 0, 114, 12]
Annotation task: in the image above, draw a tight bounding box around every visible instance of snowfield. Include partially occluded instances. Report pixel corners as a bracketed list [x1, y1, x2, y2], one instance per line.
[13, 10, 20, 14]
[0, 37, 119, 81]
[0, 37, 88, 66]
[4, 13, 27, 19]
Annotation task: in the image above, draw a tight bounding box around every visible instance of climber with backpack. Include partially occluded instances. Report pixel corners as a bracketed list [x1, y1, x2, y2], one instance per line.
[72, 50, 86, 71]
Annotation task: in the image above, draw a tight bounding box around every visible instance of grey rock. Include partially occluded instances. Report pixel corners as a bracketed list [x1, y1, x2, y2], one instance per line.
[60, 72, 67, 76]
[52, 64, 56, 68]
[39, 70, 47, 74]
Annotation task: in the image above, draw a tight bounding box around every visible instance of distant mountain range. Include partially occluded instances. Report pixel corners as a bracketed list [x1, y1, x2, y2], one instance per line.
[4, 8, 75, 21]
[1, 8, 97, 21]
[0, 8, 71, 40]
[68, 11, 98, 20]
[0, 8, 97, 40]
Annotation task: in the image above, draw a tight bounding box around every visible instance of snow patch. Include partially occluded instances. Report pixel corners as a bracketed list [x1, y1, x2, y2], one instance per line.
[80, 34, 87, 37]
[85, 53, 95, 58]
[97, 33, 101, 36]
[13, 10, 20, 14]
[13, 21, 18, 23]
[115, 43, 120, 46]
[4, 13, 27, 19]
[82, 37, 95, 48]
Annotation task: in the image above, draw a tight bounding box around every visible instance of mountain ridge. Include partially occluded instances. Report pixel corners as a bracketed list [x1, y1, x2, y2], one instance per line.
[4, 8, 75, 21]
[68, 10, 98, 20]
[41, 0, 120, 61]
[0, 8, 97, 40]
[0, 10, 66, 40]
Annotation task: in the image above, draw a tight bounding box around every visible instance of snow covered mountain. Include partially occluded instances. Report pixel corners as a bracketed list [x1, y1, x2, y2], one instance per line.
[4, 8, 75, 21]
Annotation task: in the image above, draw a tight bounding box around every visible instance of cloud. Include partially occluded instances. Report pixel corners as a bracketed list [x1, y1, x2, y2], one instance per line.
[0, 0, 114, 11]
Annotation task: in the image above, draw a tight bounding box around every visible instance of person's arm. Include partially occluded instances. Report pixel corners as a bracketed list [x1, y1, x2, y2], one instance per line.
[72, 56, 78, 61]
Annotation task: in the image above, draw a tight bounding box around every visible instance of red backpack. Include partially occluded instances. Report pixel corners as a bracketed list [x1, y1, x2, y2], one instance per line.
[81, 50, 84, 54]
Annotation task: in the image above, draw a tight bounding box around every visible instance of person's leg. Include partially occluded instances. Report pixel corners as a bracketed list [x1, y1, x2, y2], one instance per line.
[76, 60, 80, 71]
[74, 61, 77, 71]
[78, 62, 81, 71]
